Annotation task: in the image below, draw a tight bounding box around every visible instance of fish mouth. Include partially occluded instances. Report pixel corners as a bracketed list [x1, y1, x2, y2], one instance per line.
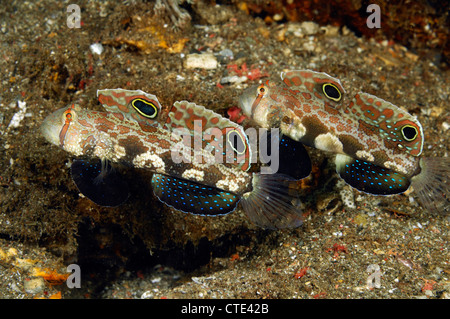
[238, 86, 258, 117]
[40, 107, 66, 146]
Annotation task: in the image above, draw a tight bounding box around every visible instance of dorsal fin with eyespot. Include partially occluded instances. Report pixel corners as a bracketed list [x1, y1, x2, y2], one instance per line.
[347, 92, 424, 156]
[97, 89, 163, 128]
[166, 100, 252, 171]
[280, 70, 347, 108]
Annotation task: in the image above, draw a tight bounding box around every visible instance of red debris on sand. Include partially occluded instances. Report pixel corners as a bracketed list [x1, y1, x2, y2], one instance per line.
[313, 292, 327, 299]
[227, 106, 247, 124]
[227, 62, 269, 81]
[421, 279, 436, 292]
[230, 253, 240, 261]
[331, 243, 348, 254]
[294, 267, 309, 279]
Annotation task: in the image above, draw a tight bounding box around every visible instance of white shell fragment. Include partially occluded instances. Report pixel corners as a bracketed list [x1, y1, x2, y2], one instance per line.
[7, 100, 27, 129]
[184, 53, 218, 69]
[90, 43, 104, 55]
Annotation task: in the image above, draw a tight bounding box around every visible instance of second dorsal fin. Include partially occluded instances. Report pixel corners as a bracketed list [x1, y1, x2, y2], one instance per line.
[71, 159, 130, 206]
[167, 101, 252, 171]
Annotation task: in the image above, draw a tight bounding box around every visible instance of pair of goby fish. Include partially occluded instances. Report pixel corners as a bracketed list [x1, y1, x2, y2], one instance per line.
[41, 70, 449, 230]
[41, 88, 310, 229]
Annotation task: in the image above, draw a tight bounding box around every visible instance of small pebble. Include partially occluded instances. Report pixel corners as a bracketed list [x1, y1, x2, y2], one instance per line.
[90, 43, 104, 55]
[24, 277, 45, 294]
[300, 21, 320, 35]
[7, 101, 27, 129]
[354, 214, 368, 227]
[287, 21, 320, 37]
[217, 48, 233, 60]
[141, 291, 153, 299]
[220, 75, 247, 85]
[184, 53, 217, 69]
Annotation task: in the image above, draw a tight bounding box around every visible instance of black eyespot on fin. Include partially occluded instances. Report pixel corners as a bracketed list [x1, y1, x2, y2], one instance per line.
[131, 99, 158, 119]
[322, 83, 341, 102]
[227, 129, 246, 155]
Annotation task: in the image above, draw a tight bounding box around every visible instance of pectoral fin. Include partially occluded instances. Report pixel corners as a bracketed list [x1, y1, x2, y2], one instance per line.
[151, 174, 240, 216]
[335, 154, 410, 195]
[262, 130, 312, 180]
[70, 159, 130, 206]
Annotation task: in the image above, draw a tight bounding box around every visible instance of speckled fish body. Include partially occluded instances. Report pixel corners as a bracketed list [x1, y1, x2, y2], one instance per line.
[42, 101, 251, 195]
[41, 89, 305, 229]
[239, 70, 449, 214]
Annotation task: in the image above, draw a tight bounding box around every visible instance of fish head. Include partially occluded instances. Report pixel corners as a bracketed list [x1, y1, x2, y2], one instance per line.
[238, 82, 274, 128]
[41, 104, 95, 156]
[41, 105, 74, 147]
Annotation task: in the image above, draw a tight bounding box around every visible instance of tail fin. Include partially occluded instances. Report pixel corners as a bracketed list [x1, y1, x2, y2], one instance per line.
[411, 157, 449, 214]
[240, 173, 303, 229]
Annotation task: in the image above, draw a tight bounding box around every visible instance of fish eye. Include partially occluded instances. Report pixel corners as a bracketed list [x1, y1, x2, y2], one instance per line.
[131, 98, 158, 119]
[227, 129, 246, 155]
[63, 104, 76, 122]
[257, 85, 267, 96]
[322, 83, 342, 102]
[401, 124, 418, 141]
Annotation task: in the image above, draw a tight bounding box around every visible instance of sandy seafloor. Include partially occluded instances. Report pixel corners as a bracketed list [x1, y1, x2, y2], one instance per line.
[0, 0, 448, 300]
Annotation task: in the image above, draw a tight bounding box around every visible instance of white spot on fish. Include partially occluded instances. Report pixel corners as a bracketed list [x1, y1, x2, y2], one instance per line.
[315, 133, 343, 153]
[384, 160, 407, 175]
[113, 143, 127, 159]
[216, 176, 245, 193]
[356, 150, 374, 162]
[283, 120, 306, 141]
[133, 152, 165, 170]
[182, 168, 204, 182]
